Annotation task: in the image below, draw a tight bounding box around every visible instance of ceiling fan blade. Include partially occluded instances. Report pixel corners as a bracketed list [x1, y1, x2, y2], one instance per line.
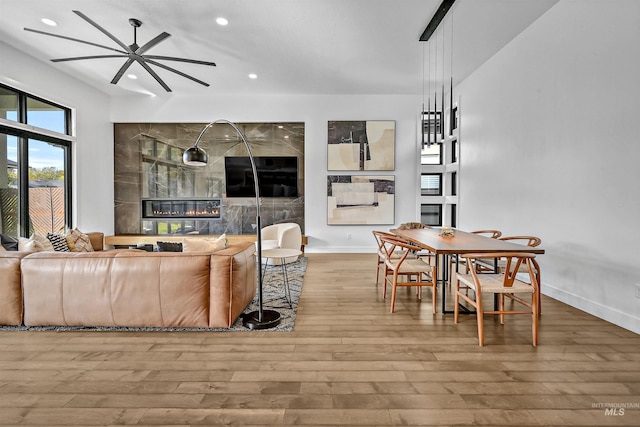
[144, 55, 216, 67]
[110, 58, 136, 85]
[73, 10, 132, 52]
[135, 32, 171, 55]
[145, 59, 210, 87]
[24, 27, 127, 54]
[51, 54, 128, 63]
[136, 59, 172, 92]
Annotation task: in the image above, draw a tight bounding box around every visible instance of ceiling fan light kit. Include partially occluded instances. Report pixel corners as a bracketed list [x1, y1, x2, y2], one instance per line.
[24, 10, 217, 92]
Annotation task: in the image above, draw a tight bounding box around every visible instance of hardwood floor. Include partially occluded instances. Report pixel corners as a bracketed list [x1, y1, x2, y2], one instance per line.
[0, 253, 639, 426]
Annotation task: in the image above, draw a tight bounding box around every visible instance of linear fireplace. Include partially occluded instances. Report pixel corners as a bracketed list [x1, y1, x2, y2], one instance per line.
[141, 199, 221, 219]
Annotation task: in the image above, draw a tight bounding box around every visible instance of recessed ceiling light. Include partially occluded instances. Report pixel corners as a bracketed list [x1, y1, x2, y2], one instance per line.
[248, 73, 258, 79]
[127, 74, 138, 80]
[216, 17, 228, 26]
[41, 18, 57, 26]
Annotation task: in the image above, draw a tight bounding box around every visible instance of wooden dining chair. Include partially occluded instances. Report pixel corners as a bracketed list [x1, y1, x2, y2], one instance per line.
[495, 236, 542, 313]
[379, 235, 437, 314]
[454, 252, 539, 346]
[373, 230, 400, 286]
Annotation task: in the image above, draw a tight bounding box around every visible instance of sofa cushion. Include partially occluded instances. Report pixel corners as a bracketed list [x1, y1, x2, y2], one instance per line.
[66, 228, 94, 252]
[183, 234, 227, 253]
[47, 233, 71, 252]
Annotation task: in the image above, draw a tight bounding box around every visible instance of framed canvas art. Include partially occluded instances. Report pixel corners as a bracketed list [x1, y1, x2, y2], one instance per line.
[327, 175, 395, 225]
[327, 120, 395, 171]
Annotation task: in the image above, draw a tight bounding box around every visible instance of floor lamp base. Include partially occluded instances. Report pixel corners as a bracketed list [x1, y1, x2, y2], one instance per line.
[242, 309, 281, 330]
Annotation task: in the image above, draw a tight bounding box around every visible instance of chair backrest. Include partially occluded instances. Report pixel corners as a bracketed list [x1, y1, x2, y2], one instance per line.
[472, 229, 502, 239]
[461, 252, 539, 289]
[262, 223, 302, 249]
[379, 235, 422, 263]
[499, 235, 541, 247]
[373, 230, 395, 244]
[373, 230, 397, 253]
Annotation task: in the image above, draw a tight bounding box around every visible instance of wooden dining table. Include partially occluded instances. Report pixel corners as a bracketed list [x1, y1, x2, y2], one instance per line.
[391, 227, 545, 314]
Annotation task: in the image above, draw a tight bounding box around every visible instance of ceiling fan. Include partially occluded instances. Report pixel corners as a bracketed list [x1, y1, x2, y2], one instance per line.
[24, 10, 216, 92]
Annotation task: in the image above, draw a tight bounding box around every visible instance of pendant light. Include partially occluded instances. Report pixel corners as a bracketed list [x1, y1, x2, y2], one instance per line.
[449, 10, 455, 135]
[441, 24, 446, 142]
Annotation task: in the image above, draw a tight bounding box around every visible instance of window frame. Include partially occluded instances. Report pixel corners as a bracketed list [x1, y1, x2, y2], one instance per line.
[420, 172, 443, 196]
[0, 83, 73, 237]
[420, 203, 442, 227]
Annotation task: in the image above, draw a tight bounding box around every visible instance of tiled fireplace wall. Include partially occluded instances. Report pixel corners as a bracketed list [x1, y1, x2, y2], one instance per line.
[114, 122, 304, 235]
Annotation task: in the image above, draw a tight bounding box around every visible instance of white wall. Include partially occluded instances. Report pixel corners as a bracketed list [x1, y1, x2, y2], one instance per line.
[0, 41, 114, 234]
[110, 93, 422, 252]
[456, 0, 640, 333]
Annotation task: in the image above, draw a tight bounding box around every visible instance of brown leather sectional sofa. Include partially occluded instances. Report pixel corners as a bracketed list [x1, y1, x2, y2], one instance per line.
[0, 233, 256, 328]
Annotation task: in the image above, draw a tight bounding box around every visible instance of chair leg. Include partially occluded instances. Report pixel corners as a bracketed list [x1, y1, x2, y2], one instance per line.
[382, 270, 388, 299]
[430, 269, 437, 314]
[476, 291, 484, 346]
[389, 273, 398, 313]
[532, 291, 539, 346]
[454, 275, 460, 324]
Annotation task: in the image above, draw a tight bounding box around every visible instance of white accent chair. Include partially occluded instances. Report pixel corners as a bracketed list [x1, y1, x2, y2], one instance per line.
[260, 223, 302, 264]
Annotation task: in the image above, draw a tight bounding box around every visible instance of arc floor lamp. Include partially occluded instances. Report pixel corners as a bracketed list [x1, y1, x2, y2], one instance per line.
[183, 119, 281, 329]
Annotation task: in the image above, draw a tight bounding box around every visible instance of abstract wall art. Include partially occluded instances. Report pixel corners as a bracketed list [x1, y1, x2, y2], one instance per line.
[327, 175, 395, 225]
[327, 120, 395, 171]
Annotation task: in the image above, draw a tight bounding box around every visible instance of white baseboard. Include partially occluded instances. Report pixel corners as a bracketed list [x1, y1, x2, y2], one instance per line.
[542, 283, 640, 334]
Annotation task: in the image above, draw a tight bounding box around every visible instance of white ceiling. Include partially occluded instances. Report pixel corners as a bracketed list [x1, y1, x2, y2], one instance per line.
[0, 0, 559, 97]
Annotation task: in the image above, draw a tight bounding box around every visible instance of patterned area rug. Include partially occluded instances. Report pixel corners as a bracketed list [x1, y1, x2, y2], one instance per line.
[235, 256, 306, 331]
[1, 257, 307, 333]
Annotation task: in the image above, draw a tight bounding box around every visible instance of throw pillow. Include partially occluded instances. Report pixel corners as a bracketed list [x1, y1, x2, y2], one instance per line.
[182, 234, 227, 253]
[33, 232, 54, 251]
[18, 234, 50, 253]
[18, 237, 43, 253]
[156, 241, 183, 252]
[65, 228, 94, 252]
[0, 234, 19, 251]
[47, 233, 71, 252]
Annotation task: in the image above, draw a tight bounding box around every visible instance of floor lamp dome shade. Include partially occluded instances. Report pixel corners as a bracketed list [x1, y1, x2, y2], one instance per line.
[182, 145, 208, 166]
[186, 120, 281, 329]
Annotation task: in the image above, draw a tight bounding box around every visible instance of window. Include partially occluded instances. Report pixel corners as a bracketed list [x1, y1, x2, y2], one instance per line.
[451, 138, 458, 163]
[0, 83, 71, 238]
[0, 87, 19, 123]
[421, 204, 442, 226]
[450, 106, 458, 133]
[421, 143, 442, 165]
[421, 173, 442, 196]
[450, 204, 457, 228]
[27, 97, 68, 133]
[450, 171, 457, 196]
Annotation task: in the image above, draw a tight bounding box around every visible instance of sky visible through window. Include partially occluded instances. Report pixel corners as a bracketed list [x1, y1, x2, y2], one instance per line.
[5, 111, 65, 169]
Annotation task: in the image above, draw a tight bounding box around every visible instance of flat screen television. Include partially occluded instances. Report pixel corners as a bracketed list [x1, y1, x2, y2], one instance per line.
[224, 156, 298, 198]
